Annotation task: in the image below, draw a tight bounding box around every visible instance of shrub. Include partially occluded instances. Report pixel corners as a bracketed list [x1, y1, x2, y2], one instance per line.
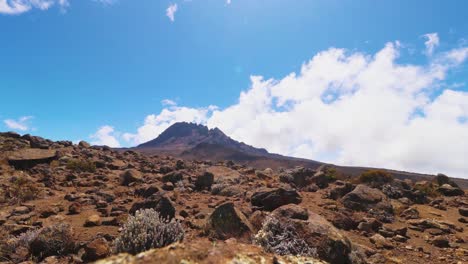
[254, 216, 317, 257]
[0, 228, 40, 262]
[66, 159, 96, 173]
[414, 182, 440, 198]
[357, 170, 393, 187]
[0, 176, 41, 204]
[113, 209, 184, 255]
[1, 223, 75, 262]
[29, 223, 75, 261]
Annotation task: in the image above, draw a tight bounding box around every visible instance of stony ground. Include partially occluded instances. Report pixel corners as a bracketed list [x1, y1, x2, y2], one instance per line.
[0, 132, 467, 264]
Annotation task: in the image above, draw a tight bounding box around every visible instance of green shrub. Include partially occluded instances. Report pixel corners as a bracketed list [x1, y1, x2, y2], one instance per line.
[113, 209, 184, 255]
[357, 170, 394, 187]
[66, 159, 96, 173]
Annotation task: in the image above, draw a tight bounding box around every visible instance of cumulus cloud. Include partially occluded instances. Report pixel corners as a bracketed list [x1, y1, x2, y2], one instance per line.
[4, 116, 33, 131]
[423, 33, 440, 56]
[166, 3, 177, 22]
[90, 125, 121, 147]
[96, 37, 468, 178]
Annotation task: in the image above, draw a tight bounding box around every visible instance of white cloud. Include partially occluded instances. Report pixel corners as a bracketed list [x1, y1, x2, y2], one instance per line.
[0, 0, 32, 14]
[226, 0, 231, 5]
[4, 116, 33, 131]
[161, 99, 177, 106]
[90, 125, 121, 147]
[423, 33, 440, 56]
[97, 36, 468, 179]
[0, 0, 111, 15]
[166, 3, 177, 22]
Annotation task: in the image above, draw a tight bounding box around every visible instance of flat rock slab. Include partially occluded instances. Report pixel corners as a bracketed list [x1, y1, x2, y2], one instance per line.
[8, 148, 57, 169]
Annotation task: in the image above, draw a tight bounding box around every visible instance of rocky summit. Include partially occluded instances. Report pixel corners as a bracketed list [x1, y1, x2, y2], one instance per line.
[0, 131, 467, 264]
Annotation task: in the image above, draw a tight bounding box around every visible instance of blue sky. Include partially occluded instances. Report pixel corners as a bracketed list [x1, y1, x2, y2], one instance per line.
[1, 0, 468, 178]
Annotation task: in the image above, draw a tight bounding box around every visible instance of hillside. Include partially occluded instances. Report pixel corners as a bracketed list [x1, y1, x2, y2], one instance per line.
[0, 131, 467, 264]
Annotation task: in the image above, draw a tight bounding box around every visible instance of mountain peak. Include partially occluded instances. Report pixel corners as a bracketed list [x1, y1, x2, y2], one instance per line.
[136, 122, 268, 156]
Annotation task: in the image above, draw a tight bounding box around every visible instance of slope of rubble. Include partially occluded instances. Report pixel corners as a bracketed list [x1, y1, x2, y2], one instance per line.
[0, 132, 467, 264]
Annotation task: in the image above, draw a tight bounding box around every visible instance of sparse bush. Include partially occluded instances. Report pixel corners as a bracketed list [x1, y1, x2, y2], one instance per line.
[414, 182, 440, 198]
[113, 209, 184, 255]
[254, 216, 317, 257]
[29, 223, 75, 261]
[0, 228, 40, 262]
[322, 166, 339, 182]
[357, 170, 393, 187]
[66, 159, 96, 173]
[0, 176, 41, 204]
[1, 223, 75, 262]
[211, 183, 228, 195]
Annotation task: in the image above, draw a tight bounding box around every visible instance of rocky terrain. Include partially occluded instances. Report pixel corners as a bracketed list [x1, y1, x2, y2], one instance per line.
[0, 131, 467, 264]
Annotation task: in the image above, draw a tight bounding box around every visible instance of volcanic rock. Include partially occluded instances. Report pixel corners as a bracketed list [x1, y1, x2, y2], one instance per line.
[205, 202, 254, 241]
[251, 188, 302, 211]
[8, 149, 57, 169]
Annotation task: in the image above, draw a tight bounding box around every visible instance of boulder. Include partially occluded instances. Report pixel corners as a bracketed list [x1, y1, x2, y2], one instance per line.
[68, 202, 82, 215]
[251, 188, 302, 211]
[7, 149, 57, 169]
[257, 211, 364, 264]
[83, 238, 110, 262]
[271, 204, 309, 220]
[437, 184, 464, 196]
[205, 202, 254, 241]
[400, 207, 420, 220]
[279, 167, 315, 188]
[130, 194, 176, 220]
[459, 207, 468, 217]
[341, 185, 393, 222]
[330, 211, 358, 231]
[119, 169, 142, 186]
[134, 185, 160, 198]
[195, 172, 214, 190]
[162, 171, 184, 184]
[430, 235, 451, 248]
[85, 214, 102, 227]
[78, 141, 91, 148]
[370, 234, 394, 249]
[327, 181, 354, 200]
[22, 134, 50, 149]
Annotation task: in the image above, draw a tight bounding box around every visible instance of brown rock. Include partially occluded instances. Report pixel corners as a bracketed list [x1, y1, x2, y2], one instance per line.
[271, 204, 309, 220]
[206, 202, 253, 241]
[68, 202, 81, 215]
[83, 238, 110, 262]
[8, 149, 57, 169]
[84, 214, 102, 227]
[251, 188, 302, 211]
[119, 169, 142, 186]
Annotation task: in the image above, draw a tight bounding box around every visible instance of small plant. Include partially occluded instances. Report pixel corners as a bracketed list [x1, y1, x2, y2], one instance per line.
[357, 170, 393, 187]
[29, 223, 75, 261]
[414, 182, 440, 197]
[113, 209, 184, 255]
[0, 223, 75, 262]
[0, 176, 41, 204]
[66, 159, 96, 173]
[254, 216, 317, 257]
